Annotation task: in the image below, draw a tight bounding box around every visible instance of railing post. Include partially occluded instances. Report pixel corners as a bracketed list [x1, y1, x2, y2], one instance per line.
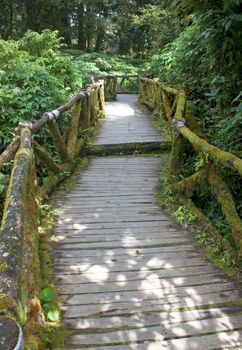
[67, 99, 82, 159]
[79, 94, 91, 129]
[169, 90, 186, 176]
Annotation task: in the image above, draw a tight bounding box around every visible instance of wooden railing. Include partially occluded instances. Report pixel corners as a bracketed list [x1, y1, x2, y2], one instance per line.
[0, 80, 104, 347]
[139, 77, 242, 250]
[102, 74, 139, 100]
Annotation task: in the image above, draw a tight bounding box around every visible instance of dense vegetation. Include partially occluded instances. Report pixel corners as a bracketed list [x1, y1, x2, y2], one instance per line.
[0, 0, 241, 247]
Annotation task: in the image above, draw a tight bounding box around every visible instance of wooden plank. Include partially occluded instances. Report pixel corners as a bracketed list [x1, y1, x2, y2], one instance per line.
[54, 265, 222, 282]
[66, 315, 242, 346]
[64, 306, 242, 330]
[62, 291, 242, 317]
[53, 237, 191, 250]
[53, 245, 201, 258]
[55, 273, 228, 292]
[54, 221, 183, 230]
[51, 232, 191, 242]
[57, 330, 242, 349]
[60, 282, 235, 305]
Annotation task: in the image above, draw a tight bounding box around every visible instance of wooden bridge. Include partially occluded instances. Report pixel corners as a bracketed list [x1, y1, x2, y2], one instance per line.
[0, 76, 241, 349]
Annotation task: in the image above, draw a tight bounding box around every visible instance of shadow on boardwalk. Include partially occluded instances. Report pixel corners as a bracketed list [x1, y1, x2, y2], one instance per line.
[52, 95, 242, 350]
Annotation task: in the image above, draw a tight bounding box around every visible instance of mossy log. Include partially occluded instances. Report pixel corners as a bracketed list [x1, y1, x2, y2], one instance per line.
[174, 90, 186, 121]
[208, 167, 242, 248]
[79, 96, 90, 129]
[104, 77, 117, 101]
[47, 120, 70, 163]
[159, 83, 178, 96]
[0, 136, 20, 171]
[172, 169, 207, 197]
[161, 90, 172, 128]
[67, 100, 82, 160]
[0, 129, 33, 314]
[89, 90, 97, 127]
[33, 141, 61, 173]
[169, 91, 186, 175]
[179, 125, 242, 176]
[139, 78, 178, 96]
[98, 81, 105, 112]
[169, 131, 185, 176]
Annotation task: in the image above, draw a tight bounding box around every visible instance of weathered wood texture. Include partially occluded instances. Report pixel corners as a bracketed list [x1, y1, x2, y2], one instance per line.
[139, 77, 242, 248]
[53, 155, 242, 350]
[94, 94, 165, 146]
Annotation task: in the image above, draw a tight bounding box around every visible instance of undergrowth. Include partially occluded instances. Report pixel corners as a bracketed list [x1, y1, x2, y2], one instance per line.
[157, 159, 242, 280]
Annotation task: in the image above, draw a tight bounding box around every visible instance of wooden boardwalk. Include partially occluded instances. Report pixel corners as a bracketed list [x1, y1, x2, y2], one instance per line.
[53, 95, 242, 349]
[94, 94, 164, 145]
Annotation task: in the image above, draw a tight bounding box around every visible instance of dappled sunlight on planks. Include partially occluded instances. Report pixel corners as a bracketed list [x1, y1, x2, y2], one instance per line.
[52, 108, 242, 349]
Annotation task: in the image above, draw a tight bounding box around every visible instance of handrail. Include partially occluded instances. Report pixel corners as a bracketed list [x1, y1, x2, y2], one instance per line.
[0, 79, 105, 347]
[101, 74, 139, 100]
[139, 77, 242, 249]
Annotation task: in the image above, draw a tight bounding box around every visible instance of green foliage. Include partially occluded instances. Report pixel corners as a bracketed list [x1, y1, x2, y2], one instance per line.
[40, 287, 60, 322]
[63, 49, 143, 86]
[0, 30, 80, 151]
[174, 205, 197, 227]
[19, 292, 28, 325]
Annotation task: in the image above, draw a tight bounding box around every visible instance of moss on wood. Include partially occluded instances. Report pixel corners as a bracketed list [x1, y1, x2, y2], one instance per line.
[67, 100, 82, 160]
[34, 141, 61, 173]
[208, 167, 242, 249]
[173, 169, 207, 197]
[179, 126, 242, 176]
[47, 120, 70, 163]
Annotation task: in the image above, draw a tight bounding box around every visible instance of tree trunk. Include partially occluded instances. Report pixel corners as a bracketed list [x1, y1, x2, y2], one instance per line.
[78, 3, 86, 50]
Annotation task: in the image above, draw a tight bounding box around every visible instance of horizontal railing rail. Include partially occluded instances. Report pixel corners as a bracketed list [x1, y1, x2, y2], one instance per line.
[139, 77, 242, 250]
[100, 74, 139, 100]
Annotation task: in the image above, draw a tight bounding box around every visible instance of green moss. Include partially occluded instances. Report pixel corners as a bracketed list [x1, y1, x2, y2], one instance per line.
[0, 261, 7, 272]
[157, 160, 242, 280]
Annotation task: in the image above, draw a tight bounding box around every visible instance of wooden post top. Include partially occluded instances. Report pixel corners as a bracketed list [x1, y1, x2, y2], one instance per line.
[0, 317, 23, 350]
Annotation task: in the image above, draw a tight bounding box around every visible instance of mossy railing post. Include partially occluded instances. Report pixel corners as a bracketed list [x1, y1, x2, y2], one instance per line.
[208, 166, 242, 248]
[138, 76, 242, 250]
[169, 90, 186, 176]
[47, 120, 70, 163]
[0, 128, 41, 349]
[98, 80, 105, 112]
[67, 99, 83, 159]
[104, 76, 117, 101]
[79, 95, 90, 129]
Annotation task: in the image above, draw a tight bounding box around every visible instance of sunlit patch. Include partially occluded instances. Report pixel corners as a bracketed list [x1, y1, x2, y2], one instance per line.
[51, 235, 65, 242]
[106, 104, 135, 117]
[127, 259, 138, 266]
[86, 265, 109, 282]
[116, 273, 127, 286]
[64, 217, 72, 222]
[140, 279, 161, 290]
[73, 223, 88, 230]
[106, 251, 114, 256]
